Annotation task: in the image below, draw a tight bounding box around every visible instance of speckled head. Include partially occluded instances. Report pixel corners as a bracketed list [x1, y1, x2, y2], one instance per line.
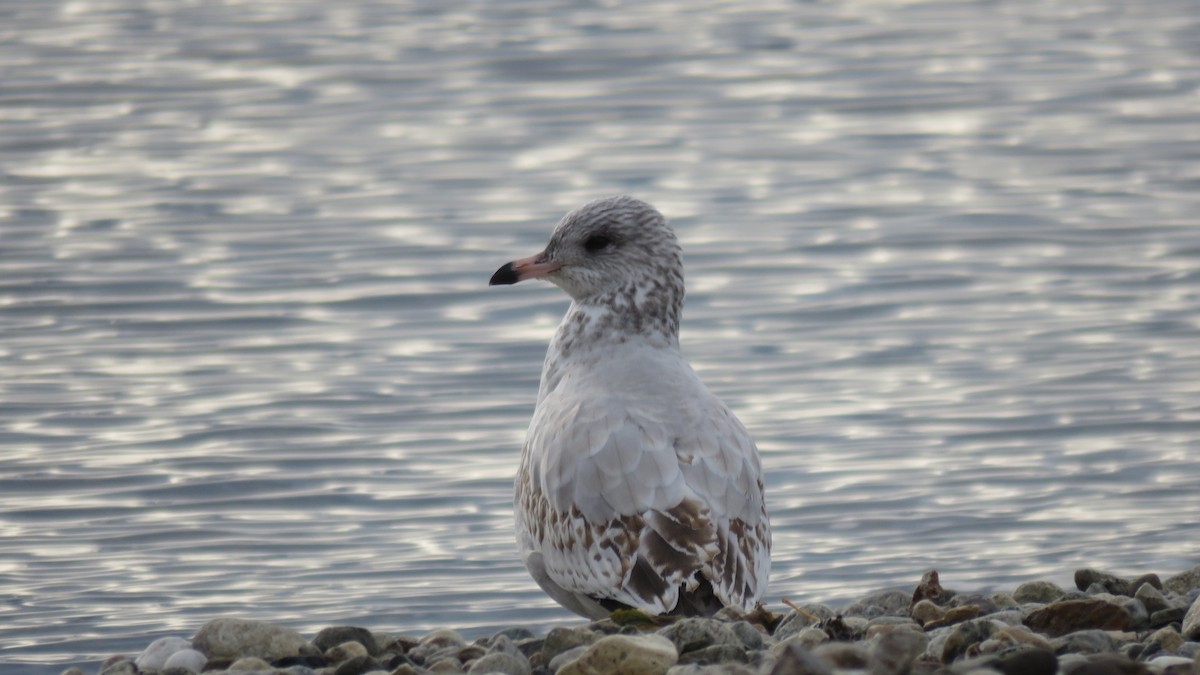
[489, 196, 684, 307]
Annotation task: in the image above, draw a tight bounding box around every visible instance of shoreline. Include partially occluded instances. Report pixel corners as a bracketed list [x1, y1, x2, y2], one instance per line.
[63, 564, 1200, 675]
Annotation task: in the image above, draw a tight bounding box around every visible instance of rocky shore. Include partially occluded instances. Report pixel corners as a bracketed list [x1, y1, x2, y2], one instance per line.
[71, 564, 1200, 675]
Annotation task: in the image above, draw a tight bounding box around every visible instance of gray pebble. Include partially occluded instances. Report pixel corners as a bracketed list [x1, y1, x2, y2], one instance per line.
[548, 645, 589, 672]
[1184, 595, 1200, 640]
[1165, 564, 1200, 595]
[1051, 628, 1118, 654]
[1074, 569, 1133, 596]
[868, 625, 928, 675]
[1134, 582, 1173, 614]
[312, 626, 379, 656]
[193, 618, 312, 662]
[841, 590, 911, 618]
[767, 641, 833, 675]
[658, 617, 743, 655]
[1013, 580, 1067, 604]
[771, 604, 834, 641]
[467, 651, 530, 675]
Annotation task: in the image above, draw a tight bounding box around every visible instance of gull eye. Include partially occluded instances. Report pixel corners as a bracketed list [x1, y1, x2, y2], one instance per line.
[583, 234, 612, 253]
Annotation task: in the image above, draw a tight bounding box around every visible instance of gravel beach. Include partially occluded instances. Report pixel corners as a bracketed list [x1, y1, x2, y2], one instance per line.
[64, 564, 1200, 675]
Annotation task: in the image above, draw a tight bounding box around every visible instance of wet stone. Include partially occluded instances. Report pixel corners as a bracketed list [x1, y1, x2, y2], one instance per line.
[989, 591, 1019, 609]
[989, 645, 1057, 675]
[1130, 573, 1162, 591]
[657, 617, 743, 655]
[455, 644, 487, 663]
[865, 616, 920, 637]
[193, 618, 312, 662]
[227, 656, 272, 672]
[948, 593, 997, 612]
[991, 624, 1052, 650]
[548, 645, 589, 672]
[467, 651, 531, 675]
[987, 610, 1026, 627]
[728, 621, 764, 650]
[488, 634, 523, 658]
[842, 590, 911, 618]
[1151, 606, 1189, 627]
[493, 627, 535, 642]
[923, 604, 981, 630]
[910, 599, 946, 626]
[1051, 629, 1119, 655]
[556, 634, 678, 675]
[1013, 580, 1068, 604]
[325, 640, 369, 664]
[1075, 569, 1134, 596]
[812, 641, 869, 669]
[1024, 599, 1131, 637]
[99, 658, 137, 675]
[1165, 564, 1200, 595]
[332, 654, 378, 675]
[779, 627, 829, 651]
[1147, 655, 1193, 672]
[312, 626, 379, 657]
[676, 643, 749, 665]
[772, 604, 835, 641]
[541, 626, 601, 662]
[427, 657, 464, 672]
[868, 625, 928, 675]
[838, 616, 869, 638]
[274, 654, 326, 669]
[767, 641, 834, 675]
[136, 636, 193, 672]
[1183, 595, 1200, 640]
[912, 570, 947, 606]
[941, 618, 999, 663]
[1133, 583, 1172, 615]
[1064, 654, 1150, 675]
[667, 664, 757, 675]
[162, 648, 207, 674]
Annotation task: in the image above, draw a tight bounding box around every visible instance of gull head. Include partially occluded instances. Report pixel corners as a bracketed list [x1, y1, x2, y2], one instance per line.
[489, 196, 683, 305]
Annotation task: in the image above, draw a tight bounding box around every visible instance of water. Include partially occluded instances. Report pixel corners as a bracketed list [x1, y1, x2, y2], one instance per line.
[2, 0, 1199, 671]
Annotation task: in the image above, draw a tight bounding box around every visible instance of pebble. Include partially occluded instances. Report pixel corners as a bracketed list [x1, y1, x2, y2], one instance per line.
[1183, 595, 1200, 640]
[767, 641, 833, 675]
[868, 624, 928, 675]
[1165, 564, 1200, 595]
[161, 648, 207, 674]
[468, 651, 531, 675]
[193, 617, 313, 662]
[311, 626, 380, 656]
[659, 617, 745, 656]
[135, 636, 193, 672]
[1024, 598, 1131, 637]
[910, 598, 946, 625]
[69, 565, 1200, 675]
[1075, 569, 1135, 596]
[556, 634, 678, 675]
[1013, 580, 1068, 604]
[1134, 583, 1174, 615]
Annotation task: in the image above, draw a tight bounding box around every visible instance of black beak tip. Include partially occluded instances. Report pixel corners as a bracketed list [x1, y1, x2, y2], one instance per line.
[489, 262, 519, 286]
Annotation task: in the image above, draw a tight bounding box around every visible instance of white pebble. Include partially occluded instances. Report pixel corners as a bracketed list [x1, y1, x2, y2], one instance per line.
[162, 648, 207, 674]
[135, 636, 192, 672]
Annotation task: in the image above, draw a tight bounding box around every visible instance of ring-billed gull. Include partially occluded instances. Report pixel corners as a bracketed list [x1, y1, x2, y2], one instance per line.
[489, 196, 770, 618]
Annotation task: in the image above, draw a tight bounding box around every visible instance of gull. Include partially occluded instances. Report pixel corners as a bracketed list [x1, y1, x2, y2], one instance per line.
[489, 196, 770, 618]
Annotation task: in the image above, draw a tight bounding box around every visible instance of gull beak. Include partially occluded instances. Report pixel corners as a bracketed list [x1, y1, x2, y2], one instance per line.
[489, 253, 562, 286]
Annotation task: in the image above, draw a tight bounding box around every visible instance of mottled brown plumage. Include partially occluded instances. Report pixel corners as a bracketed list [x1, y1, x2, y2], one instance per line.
[491, 196, 771, 618]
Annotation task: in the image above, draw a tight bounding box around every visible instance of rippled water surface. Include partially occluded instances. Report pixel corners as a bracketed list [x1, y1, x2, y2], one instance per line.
[3, 0, 1199, 671]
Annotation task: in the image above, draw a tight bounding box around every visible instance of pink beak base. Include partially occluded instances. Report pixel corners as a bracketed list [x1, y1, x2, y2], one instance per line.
[489, 253, 561, 285]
